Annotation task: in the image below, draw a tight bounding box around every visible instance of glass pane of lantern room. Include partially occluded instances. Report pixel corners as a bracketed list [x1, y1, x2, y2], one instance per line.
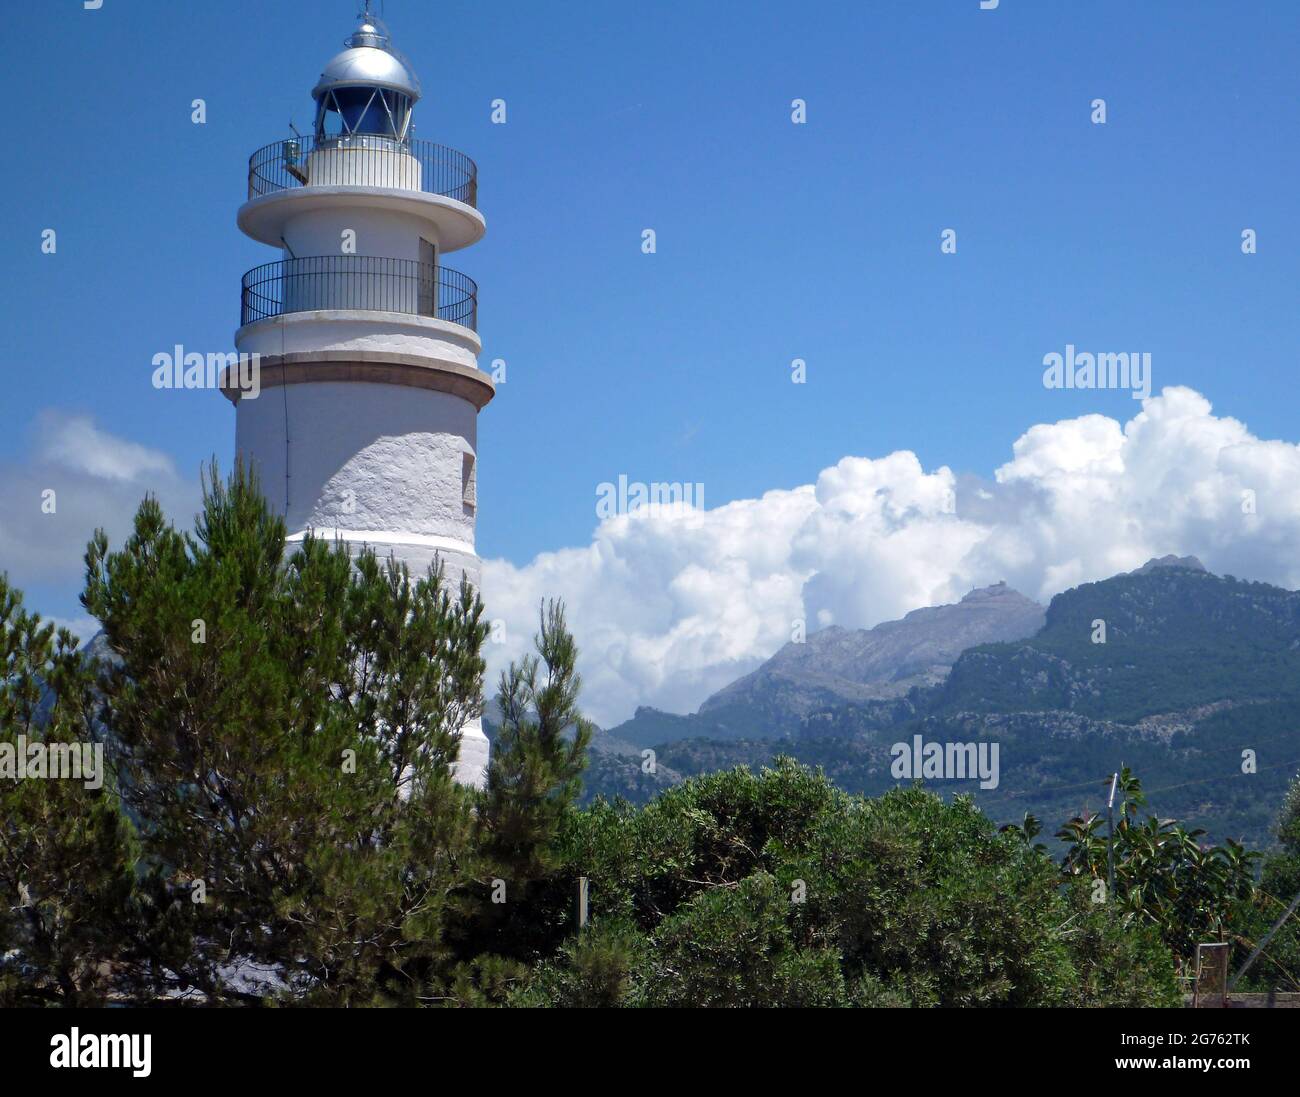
[318, 103, 343, 137]
[334, 87, 392, 136]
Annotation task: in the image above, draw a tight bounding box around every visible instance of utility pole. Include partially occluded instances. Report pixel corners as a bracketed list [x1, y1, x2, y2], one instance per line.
[575, 876, 589, 931]
[1106, 771, 1119, 898]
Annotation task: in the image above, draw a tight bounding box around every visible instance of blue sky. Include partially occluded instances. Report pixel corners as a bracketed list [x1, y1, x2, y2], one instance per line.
[5, 0, 1300, 720]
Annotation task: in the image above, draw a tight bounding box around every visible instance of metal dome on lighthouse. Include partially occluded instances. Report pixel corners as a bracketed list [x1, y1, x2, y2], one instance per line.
[313, 11, 421, 140]
[226, 7, 495, 786]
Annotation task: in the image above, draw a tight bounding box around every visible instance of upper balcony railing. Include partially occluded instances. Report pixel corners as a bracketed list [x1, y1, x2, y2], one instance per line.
[247, 135, 478, 207]
[240, 255, 477, 331]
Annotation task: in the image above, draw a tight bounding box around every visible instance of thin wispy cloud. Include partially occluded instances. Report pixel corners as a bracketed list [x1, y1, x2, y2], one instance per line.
[0, 411, 199, 589]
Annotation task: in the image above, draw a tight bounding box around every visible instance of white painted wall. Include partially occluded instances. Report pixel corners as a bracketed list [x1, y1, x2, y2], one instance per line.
[236, 312, 479, 366]
[238, 188, 485, 253]
[281, 204, 438, 263]
[234, 133, 492, 788]
[455, 721, 489, 787]
[303, 144, 422, 192]
[239, 379, 490, 785]
[236, 380, 478, 545]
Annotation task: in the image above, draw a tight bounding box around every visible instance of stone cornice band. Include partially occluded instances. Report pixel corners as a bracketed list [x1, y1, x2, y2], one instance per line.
[220, 351, 496, 409]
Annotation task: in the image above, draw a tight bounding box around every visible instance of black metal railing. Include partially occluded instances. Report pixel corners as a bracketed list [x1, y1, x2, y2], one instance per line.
[247, 135, 478, 207]
[240, 256, 477, 330]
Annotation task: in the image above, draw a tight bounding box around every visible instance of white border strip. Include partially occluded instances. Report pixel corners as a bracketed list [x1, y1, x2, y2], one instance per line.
[286, 528, 478, 556]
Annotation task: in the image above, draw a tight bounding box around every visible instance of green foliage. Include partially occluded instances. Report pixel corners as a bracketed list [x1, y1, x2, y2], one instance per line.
[79, 462, 488, 1004]
[1231, 777, 1300, 992]
[519, 760, 1183, 1007]
[1275, 776, 1300, 859]
[479, 600, 592, 883]
[5, 474, 1285, 1005]
[1055, 768, 1259, 965]
[441, 602, 596, 992]
[509, 918, 647, 1008]
[1056, 880, 1182, 1008]
[0, 575, 182, 1005]
[643, 874, 848, 1007]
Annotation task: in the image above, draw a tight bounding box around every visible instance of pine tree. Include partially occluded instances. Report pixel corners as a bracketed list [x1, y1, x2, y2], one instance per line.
[0, 577, 174, 1005]
[80, 462, 489, 1003]
[480, 600, 592, 880]
[445, 601, 593, 994]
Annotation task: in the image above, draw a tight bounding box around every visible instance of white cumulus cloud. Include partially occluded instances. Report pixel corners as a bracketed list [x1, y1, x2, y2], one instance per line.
[484, 387, 1300, 727]
[6, 391, 1299, 731]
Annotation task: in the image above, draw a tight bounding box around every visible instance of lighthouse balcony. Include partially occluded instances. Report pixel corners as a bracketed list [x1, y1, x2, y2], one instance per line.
[248, 135, 476, 206]
[240, 137, 484, 253]
[240, 256, 477, 331]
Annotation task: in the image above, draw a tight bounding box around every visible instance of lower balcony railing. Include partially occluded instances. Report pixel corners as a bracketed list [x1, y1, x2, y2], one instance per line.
[240, 256, 477, 331]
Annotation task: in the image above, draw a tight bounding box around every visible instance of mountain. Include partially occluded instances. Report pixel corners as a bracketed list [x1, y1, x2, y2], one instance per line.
[933, 555, 1300, 721]
[609, 582, 1045, 747]
[705, 581, 1046, 713]
[581, 558, 1300, 850]
[1131, 554, 1208, 575]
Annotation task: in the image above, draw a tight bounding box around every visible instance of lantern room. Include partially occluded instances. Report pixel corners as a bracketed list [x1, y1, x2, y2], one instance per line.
[312, 11, 421, 141]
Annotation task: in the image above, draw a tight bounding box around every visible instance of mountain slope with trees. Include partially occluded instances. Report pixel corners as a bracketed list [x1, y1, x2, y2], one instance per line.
[583, 559, 1300, 851]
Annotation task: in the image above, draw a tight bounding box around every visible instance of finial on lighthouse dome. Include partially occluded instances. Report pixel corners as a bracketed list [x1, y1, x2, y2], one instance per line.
[347, 9, 389, 50]
[313, 8, 421, 140]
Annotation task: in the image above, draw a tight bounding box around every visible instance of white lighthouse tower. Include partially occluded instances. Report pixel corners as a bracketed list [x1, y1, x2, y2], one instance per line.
[225, 8, 494, 785]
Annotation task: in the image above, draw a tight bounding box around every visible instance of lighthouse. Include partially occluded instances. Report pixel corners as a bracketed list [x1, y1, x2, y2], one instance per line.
[225, 8, 494, 785]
